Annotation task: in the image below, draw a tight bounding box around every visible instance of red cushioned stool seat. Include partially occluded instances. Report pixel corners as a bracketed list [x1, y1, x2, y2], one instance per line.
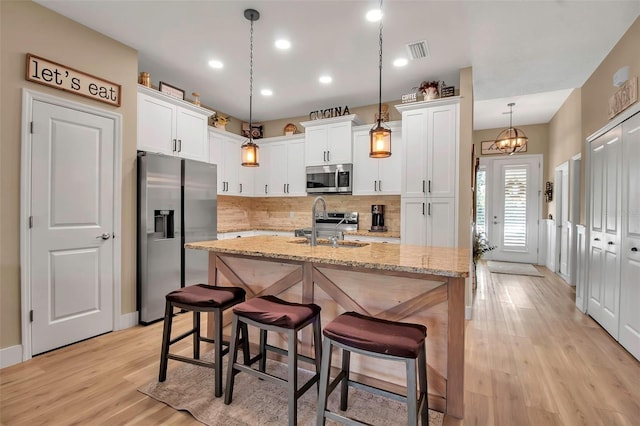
[317, 311, 429, 425]
[159, 284, 248, 398]
[224, 295, 322, 426]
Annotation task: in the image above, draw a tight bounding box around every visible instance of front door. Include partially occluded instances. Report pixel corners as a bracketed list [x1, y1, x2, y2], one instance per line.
[30, 100, 115, 355]
[482, 155, 541, 264]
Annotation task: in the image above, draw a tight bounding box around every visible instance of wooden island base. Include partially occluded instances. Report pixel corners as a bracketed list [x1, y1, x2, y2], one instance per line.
[202, 247, 466, 418]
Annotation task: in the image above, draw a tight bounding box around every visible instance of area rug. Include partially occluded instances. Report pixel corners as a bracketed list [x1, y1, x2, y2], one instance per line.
[139, 353, 444, 426]
[487, 260, 544, 277]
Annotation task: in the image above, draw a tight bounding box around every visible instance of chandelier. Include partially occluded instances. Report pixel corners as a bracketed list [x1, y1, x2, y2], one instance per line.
[491, 102, 528, 155]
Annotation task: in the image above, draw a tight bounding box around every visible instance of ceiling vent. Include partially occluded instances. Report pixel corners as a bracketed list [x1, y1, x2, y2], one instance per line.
[406, 40, 430, 60]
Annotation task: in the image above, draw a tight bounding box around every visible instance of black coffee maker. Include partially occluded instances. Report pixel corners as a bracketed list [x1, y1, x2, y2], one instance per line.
[370, 204, 387, 232]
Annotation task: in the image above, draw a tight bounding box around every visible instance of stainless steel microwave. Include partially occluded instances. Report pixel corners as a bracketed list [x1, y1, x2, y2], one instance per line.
[306, 164, 353, 194]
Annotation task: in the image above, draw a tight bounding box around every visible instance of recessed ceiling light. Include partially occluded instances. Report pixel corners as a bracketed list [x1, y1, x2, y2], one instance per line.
[261, 89, 273, 96]
[319, 75, 332, 84]
[393, 58, 408, 67]
[366, 9, 382, 22]
[275, 39, 291, 50]
[208, 59, 223, 69]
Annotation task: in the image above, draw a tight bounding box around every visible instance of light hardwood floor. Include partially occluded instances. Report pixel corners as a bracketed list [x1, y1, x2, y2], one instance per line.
[1, 262, 639, 425]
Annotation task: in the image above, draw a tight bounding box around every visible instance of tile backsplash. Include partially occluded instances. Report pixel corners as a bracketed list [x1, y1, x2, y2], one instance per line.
[218, 195, 400, 232]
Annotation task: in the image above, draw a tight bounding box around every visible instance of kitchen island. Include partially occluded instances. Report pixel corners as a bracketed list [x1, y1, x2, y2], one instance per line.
[186, 235, 469, 418]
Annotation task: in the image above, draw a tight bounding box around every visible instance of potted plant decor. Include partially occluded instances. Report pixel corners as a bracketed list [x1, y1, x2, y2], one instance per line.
[472, 232, 495, 289]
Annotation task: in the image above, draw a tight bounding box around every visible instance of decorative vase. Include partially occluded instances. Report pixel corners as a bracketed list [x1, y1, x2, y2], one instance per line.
[423, 87, 438, 101]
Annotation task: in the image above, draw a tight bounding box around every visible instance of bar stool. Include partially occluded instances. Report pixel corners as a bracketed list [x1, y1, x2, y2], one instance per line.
[158, 284, 248, 397]
[224, 295, 322, 426]
[316, 311, 429, 426]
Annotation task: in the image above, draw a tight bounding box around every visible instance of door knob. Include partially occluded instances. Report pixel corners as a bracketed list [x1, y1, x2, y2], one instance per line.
[96, 233, 111, 240]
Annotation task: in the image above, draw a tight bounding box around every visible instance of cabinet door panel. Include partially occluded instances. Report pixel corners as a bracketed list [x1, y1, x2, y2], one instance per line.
[305, 126, 327, 166]
[176, 109, 208, 161]
[590, 141, 604, 234]
[379, 127, 402, 195]
[426, 198, 456, 247]
[402, 110, 427, 197]
[401, 198, 427, 246]
[287, 139, 307, 196]
[268, 142, 288, 196]
[352, 130, 379, 195]
[138, 94, 174, 155]
[428, 105, 457, 198]
[327, 122, 352, 164]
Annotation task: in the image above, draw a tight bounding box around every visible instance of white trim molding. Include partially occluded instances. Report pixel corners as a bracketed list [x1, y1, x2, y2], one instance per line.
[0, 345, 23, 369]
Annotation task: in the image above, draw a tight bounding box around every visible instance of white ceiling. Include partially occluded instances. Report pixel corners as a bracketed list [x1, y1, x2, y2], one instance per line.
[35, 0, 639, 130]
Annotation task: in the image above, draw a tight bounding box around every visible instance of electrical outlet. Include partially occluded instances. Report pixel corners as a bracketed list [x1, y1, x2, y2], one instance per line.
[290, 211, 295, 219]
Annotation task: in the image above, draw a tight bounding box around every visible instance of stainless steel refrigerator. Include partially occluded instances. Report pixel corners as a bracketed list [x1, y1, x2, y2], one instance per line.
[137, 152, 217, 324]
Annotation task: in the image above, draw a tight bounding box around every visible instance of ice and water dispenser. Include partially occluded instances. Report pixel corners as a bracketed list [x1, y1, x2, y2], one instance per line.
[154, 209, 174, 239]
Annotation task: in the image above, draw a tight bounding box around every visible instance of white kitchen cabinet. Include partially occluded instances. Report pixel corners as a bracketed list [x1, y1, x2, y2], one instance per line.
[586, 108, 640, 361]
[396, 99, 459, 198]
[352, 123, 402, 195]
[395, 98, 460, 247]
[208, 128, 253, 196]
[137, 85, 211, 162]
[256, 136, 306, 197]
[401, 197, 456, 247]
[300, 115, 361, 166]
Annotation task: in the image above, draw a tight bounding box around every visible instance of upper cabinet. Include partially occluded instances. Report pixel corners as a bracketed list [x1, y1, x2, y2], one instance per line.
[256, 136, 306, 197]
[300, 115, 361, 166]
[396, 98, 459, 199]
[352, 122, 402, 195]
[137, 85, 212, 162]
[209, 127, 254, 196]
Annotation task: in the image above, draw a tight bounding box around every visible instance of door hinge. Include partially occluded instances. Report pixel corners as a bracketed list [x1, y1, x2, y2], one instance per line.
[28, 216, 33, 228]
[30, 122, 34, 134]
[29, 310, 34, 322]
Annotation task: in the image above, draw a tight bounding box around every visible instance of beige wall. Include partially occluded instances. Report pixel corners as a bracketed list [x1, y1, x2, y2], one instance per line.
[0, 1, 138, 349]
[547, 89, 582, 221]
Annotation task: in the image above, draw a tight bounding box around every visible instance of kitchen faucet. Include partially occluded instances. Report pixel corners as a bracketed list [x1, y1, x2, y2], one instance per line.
[311, 196, 327, 246]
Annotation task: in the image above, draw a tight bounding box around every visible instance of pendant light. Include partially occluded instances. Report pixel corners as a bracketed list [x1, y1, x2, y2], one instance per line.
[491, 102, 528, 155]
[369, 0, 391, 158]
[241, 8, 260, 167]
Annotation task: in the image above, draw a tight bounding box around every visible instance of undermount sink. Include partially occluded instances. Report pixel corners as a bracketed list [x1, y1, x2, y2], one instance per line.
[288, 238, 369, 248]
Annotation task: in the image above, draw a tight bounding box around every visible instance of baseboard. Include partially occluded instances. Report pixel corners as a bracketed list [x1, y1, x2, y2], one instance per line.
[118, 311, 139, 330]
[0, 345, 23, 368]
[465, 306, 472, 320]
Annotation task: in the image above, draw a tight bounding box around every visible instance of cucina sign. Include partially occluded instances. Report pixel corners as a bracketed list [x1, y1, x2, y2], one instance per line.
[308, 105, 350, 120]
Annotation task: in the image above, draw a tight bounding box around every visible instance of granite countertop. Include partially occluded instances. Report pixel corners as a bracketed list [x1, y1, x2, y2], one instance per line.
[217, 227, 400, 239]
[186, 235, 469, 278]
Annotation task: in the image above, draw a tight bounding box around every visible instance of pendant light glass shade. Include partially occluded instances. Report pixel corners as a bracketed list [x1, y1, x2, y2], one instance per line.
[241, 8, 260, 167]
[241, 141, 259, 167]
[369, 0, 391, 158]
[369, 122, 391, 158]
[492, 102, 528, 155]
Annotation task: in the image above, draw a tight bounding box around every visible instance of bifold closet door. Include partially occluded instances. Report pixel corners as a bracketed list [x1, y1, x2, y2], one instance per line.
[588, 126, 622, 338]
[620, 112, 640, 360]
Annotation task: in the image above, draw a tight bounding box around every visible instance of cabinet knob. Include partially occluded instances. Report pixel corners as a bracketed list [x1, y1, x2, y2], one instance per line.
[594, 237, 600, 241]
[607, 241, 614, 245]
[631, 247, 638, 252]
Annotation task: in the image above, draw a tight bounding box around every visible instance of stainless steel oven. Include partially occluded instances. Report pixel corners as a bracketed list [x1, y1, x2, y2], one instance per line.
[306, 164, 352, 194]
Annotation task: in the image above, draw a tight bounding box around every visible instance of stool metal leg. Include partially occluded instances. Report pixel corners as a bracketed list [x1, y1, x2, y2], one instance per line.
[312, 316, 323, 390]
[418, 344, 428, 425]
[158, 301, 173, 382]
[224, 315, 241, 405]
[406, 358, 418, 426]
[316, 337, 333, 426]
[339, 349, 350, 411]
[259, 328, 267, 373]
[213, 308, 223, 397]
[287, 328, 298, 426]
[193, 311, 200, 360]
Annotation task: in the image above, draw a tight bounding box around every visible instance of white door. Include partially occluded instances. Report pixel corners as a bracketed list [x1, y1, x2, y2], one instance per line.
[485, 155, 541, 263]
[556, 162, 570, 280]
[588, 127, 622, 337]
[30, 100, 115, 355]
[619, 112, 640, 359]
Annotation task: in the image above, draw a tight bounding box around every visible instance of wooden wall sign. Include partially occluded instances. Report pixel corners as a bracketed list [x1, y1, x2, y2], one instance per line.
[26, 54, 121, 107]
[609, 77, 637, 119]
